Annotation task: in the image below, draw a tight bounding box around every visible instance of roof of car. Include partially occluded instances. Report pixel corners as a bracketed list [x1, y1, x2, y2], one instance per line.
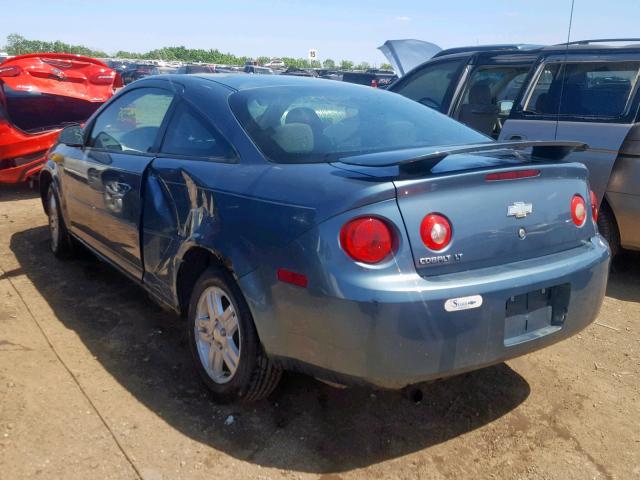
[163, 73, 358, 91]
[433, 44, 544, 58]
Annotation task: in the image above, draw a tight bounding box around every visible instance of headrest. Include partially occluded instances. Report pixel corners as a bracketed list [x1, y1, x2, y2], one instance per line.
[272, 123, 314, 153]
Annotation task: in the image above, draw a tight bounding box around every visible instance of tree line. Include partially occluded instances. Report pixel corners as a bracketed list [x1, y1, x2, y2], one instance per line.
[3, 34, 392, 70]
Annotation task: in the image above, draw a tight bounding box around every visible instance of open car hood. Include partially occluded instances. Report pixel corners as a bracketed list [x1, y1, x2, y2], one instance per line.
[0, 53, 119, 103]
[378, 39, 442, 77]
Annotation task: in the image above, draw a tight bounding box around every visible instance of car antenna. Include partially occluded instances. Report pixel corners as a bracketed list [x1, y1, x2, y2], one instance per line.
[555, 0, 575, 140]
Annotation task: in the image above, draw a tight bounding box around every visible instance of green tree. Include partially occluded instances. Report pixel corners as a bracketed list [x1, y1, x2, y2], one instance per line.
[322, 58, 336, 69]
[339, 59, 354, 70]
[355, 61, 370, 70]
[380, 63, 393, 71]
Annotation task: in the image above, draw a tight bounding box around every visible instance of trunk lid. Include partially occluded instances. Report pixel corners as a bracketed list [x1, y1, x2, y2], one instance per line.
[0, 53, 117, 133]
[395, 159, 595, 275]
[334, 143, 596, 275]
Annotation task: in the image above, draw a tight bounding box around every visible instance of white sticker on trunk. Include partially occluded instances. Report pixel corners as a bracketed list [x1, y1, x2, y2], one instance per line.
[444, 295, 483, 312]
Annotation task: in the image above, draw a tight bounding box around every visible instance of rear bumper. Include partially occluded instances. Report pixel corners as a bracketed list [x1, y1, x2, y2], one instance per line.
[0, 156, 46, 184]
[242, 235, 610, 389]
[0, 126, 57, 184]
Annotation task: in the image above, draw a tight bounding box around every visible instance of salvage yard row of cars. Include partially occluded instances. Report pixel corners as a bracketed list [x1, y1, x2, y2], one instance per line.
[1, 39, 635, 403]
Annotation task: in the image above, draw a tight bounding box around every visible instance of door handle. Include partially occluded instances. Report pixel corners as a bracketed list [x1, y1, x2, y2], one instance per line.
[105, 181, 131, 198]
[508, 135, 525, 141]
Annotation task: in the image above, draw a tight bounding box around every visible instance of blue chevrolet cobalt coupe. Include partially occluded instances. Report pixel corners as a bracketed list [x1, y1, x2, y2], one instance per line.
[40, 74, 610, 403]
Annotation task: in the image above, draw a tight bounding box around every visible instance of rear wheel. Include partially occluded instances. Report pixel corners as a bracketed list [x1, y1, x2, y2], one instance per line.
[46, 186, 73, 258]
[597, 201, 620, 258]
[187, 267, 281, 403]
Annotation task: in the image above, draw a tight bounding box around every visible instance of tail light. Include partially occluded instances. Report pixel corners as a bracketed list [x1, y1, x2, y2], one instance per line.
[340, 217, 393, 263]
[590, 190, 599, 223]
[571, 194, 587, 227]
[420, 213, 452, 251]
[0, 66, 20, 77]
[371, 79, 379, 88]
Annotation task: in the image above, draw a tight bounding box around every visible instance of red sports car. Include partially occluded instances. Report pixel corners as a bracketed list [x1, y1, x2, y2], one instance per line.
[0, 53, 121, 184]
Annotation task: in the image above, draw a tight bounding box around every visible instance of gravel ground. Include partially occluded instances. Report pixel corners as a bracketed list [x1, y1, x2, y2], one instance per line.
[0, 185, 638, 480]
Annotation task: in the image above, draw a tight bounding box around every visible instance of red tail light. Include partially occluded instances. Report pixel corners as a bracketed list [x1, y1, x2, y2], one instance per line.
[571, 195, 587, 227]
[485, 169, 540, 181]
[420, 214, 452, 251]
[590, 190, 599, 223]
[0, 66, 20, 77]
[340, 217, 393, 263]
[371, 79, 379, 88]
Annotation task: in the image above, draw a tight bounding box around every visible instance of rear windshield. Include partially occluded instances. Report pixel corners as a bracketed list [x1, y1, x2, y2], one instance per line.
[229, 85, 487, 163]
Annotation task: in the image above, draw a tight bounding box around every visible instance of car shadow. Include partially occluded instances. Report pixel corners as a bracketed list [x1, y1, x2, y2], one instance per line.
[607, 251, 640, 303]
[0, 184, 39, 202]
[9, 225, 531, 474]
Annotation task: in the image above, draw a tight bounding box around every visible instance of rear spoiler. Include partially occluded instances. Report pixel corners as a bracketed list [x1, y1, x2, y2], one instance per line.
[339, 141, 588, 173]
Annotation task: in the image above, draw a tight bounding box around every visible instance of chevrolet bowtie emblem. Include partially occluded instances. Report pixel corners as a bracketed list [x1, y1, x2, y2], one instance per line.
[507, 202, 533, 219]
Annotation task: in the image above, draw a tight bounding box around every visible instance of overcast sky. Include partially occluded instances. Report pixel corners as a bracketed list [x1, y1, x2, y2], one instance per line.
[3, 0, 640, 64]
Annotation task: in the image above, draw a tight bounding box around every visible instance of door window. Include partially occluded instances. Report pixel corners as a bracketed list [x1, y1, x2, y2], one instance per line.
[393, 59, 466, 112]
[454, 65, 530, 137]
[161, 103, 236, 160]
[524, 61, 640, 119]
[89, 88, 174, 153]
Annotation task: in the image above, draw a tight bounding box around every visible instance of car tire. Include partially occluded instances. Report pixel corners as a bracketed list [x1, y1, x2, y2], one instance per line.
[46, 185, 73, 258]
[597, 201, 620, 258]
[187, 267, 281, 403]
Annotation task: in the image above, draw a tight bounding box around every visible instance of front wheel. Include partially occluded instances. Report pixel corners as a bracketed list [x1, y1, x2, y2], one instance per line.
[46, 185, 73, 258]
[187, 267, 281, 403]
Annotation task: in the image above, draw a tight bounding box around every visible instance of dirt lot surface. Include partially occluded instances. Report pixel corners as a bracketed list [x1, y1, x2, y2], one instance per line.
[0, 185, 638, 480]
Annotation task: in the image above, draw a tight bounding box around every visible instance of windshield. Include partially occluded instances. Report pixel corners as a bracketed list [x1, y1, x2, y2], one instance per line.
[229, 84, 488, 163]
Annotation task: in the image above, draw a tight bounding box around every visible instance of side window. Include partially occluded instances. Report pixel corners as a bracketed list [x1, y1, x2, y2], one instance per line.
[89, 88, 174, 153]
[524, 64, 562, 115]
[525, 61, 640, 119]
[454, 65, 531, 137]
[393, 59, 465, 112]
[161, 103, 235, 160]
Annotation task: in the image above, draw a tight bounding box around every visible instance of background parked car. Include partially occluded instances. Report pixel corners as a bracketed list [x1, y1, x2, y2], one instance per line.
[0, 53, 119, 184]
[243, 65, 273, 74]
[389, 40, 640, 256]
[388, 44, 542, 137]
[121, 63, 156, 84]
[342, 69, 397, 88]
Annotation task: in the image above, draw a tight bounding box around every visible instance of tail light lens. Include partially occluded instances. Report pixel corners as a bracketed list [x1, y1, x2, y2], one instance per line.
[371, 79, 379, 88]
[420, 213, 452, 251]
[340, 217, 393, 263]
[590, 190, 599, 223]
[0, 66, 20, 77]
[571, 195, 587, 227]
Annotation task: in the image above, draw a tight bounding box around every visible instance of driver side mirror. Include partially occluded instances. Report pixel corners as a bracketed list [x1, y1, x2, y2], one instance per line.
[58, 124, 84, 147]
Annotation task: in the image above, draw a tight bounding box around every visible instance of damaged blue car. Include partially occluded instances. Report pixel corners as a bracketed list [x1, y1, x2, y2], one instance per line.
[40, 74, 610, 403]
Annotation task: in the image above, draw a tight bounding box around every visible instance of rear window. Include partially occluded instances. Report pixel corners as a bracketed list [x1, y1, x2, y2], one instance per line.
[229, 84, 487, 163]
